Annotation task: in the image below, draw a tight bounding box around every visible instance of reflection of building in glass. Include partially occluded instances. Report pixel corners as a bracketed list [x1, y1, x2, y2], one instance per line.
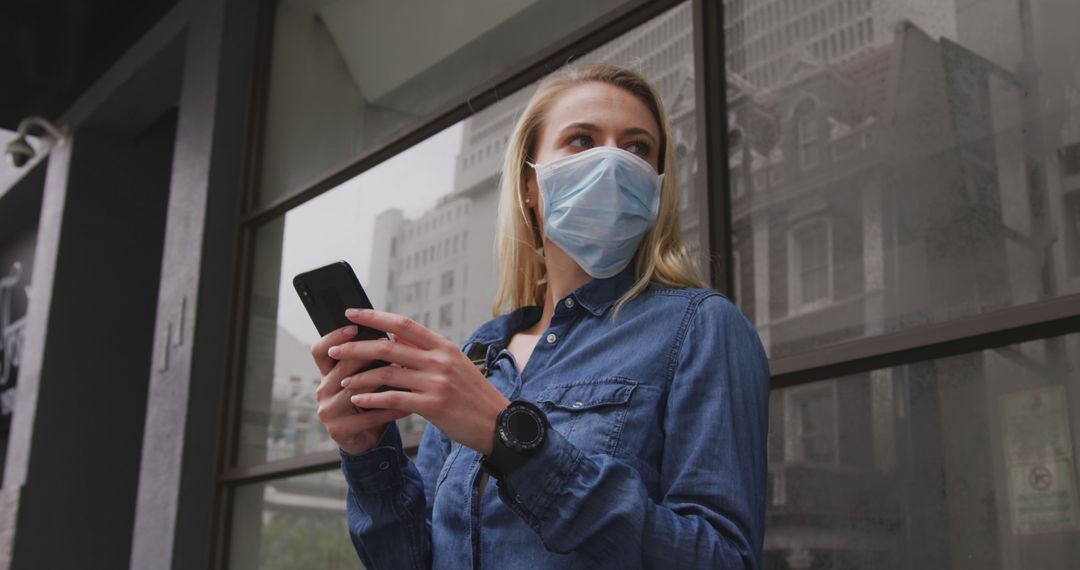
[723, 0, 957, 91]
[368, 3, 700, 355]
[732, 15, 1079, 568]
[370, 197, 476, 346]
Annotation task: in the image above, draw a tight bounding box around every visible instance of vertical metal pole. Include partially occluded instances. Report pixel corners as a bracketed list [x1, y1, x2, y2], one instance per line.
[692, 0, 734, 294]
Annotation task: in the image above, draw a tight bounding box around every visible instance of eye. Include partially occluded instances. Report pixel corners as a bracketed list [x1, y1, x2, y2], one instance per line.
[568, 134, 593, 150]
[625, 141, 650, 157]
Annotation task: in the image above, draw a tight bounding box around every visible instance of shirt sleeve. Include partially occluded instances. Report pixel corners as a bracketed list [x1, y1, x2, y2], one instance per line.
[494, 294, 770, 568]
[340, 419, 451, 569]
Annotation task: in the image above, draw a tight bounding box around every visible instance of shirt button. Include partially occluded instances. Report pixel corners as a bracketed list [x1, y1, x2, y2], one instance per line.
[572, 401, 584, 409]
[378, 461, 390, 470]
[546, 333, 557, 344]
[564, 297, 575, 309]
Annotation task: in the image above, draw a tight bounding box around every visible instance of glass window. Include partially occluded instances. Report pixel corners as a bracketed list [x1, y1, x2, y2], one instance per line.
[256, 0, 634, 207]
[227, 470, 354, 570]
[726, 0, 1080, 358]
[235, 2, 701, 469]
[766, 334, 1080, 569]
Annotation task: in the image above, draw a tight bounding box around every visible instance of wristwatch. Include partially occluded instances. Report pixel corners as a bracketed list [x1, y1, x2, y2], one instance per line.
[481, 400, 549, 478]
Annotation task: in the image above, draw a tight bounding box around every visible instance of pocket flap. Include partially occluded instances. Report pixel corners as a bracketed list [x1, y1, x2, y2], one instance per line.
[536, 379, 636, 411]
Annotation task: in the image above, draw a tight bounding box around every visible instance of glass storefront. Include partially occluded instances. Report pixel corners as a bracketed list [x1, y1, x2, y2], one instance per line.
[221, 0, 1080, 568]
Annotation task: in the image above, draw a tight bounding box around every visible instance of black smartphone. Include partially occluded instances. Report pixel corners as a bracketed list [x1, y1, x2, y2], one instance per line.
[293, 260, 403, 395]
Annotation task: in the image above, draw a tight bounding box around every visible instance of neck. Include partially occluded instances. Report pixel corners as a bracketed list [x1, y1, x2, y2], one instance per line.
[531, 240, 590, 333]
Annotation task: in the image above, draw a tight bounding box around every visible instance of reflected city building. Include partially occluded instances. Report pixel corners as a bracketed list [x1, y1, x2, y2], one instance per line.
[724, 0, 1080, 568]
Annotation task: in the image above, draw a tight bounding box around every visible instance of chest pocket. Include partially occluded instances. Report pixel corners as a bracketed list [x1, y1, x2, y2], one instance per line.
[536, 378, 637, 457]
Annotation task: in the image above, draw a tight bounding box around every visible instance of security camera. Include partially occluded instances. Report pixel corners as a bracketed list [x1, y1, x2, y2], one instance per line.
[4, 116, 66, 169]
[4, 137, 34, 168]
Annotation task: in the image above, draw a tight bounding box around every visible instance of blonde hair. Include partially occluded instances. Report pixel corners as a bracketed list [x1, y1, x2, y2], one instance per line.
[491, 63, 707, 317]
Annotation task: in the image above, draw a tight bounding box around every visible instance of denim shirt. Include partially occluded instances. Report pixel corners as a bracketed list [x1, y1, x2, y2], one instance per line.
[339, 266, 770, 569]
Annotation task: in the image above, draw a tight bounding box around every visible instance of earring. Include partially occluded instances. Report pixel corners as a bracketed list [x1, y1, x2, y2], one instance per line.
[525, 197, 531, 204]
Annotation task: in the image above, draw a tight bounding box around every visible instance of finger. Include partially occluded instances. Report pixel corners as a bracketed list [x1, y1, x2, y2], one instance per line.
[340, 364, 428, 393]
[314, 358, 369, 403]
[329, 338, 429, 370]
[345, 309, 446, 351]
[350, 388, 428, 413]
[310, 325, 359, 375]
[318, 380, 370, 420]
[391, 333, 421, 350]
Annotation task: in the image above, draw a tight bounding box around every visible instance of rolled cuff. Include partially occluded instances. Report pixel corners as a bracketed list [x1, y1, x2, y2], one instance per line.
[339, 422, 407, 495]
[495, 427, 584, 529]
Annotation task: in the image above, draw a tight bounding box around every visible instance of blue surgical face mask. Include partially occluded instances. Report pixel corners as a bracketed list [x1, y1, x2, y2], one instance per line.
[528, 146, 664, 279]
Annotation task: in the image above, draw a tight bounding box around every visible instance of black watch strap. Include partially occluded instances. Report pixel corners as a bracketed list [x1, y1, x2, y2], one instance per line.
[481, 400, 548, 478]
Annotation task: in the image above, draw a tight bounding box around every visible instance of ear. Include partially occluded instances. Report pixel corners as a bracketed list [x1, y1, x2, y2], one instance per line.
[522, 167, 539, 211]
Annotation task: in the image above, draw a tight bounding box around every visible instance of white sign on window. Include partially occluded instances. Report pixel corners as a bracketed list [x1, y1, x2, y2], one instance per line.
[1000, 386, 1080, 534]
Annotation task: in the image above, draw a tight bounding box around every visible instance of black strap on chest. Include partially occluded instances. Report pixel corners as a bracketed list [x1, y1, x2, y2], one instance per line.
[465, 341, 492, 377]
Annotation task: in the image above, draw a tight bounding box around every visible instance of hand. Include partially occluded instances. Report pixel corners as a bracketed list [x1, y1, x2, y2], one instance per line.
[311, 325, 411, 455]
[333, 309, 511, 454]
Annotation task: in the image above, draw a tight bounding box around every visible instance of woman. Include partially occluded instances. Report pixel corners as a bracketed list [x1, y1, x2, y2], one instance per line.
[311, 64, 769, 569]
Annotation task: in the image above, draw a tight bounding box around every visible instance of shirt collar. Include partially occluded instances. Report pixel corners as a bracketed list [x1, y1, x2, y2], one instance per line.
[465, 264, 639, 347]
[568, 263, 639, 316]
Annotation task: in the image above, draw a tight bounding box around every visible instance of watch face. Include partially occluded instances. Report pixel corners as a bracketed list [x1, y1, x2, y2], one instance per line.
[507, 409, 541, 444]
[502, 404, 546, 451]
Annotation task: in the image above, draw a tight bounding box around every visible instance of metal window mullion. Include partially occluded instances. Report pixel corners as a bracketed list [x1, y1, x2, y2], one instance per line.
[770, 293, 1080, 387]
[692, 0, 732, 293]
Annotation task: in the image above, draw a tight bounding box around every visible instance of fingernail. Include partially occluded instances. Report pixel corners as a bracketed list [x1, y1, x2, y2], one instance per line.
[340, 377, 350, 388]
[350, 394, 363, 404]
[345, 308, 360, 318]
[342, 325, 357, 336]
[328, 346, 341, 358]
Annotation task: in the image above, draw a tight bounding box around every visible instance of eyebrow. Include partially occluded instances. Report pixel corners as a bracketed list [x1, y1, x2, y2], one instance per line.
[559, 122, 658, 144]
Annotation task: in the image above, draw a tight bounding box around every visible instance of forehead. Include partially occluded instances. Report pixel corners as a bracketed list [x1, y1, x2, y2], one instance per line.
[542, 81, 659, 136]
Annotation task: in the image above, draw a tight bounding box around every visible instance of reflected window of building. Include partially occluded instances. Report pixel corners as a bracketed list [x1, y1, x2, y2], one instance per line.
[795, 98, 819, 170]
[440, 269, 454, 296]
[783, 382, 838, 464]
[438, 302, 453, 330]
[788, 218, 832, 311]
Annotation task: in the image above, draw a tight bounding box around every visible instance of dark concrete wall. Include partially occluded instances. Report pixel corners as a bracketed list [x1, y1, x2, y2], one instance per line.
[10, 116, 175, 569]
